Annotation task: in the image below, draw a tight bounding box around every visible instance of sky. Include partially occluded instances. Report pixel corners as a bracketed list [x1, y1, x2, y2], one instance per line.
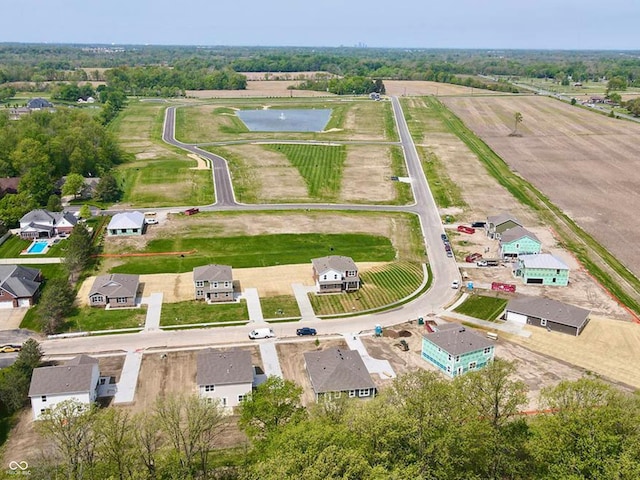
[3, 0, 639, 50]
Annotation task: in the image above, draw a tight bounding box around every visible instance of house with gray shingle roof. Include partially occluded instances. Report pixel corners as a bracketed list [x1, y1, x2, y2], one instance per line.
[505, 295, 590, 336]
[311, 256, 360, 293]
[107, 211, 145, 236]
[422, 324, 495, 378]
[193, 264, 234, 302]
[0, 265, 42, 308]
[19, 209, 77, 239]
[88, 273, 139, 308]
[28, 355, 100, 420]
[26, 97, 53, 110]
[486, 213, 523, 239]
[304, 348, 376, 401]
[499, 226, 542, 259]
[196, 349, 254, 408]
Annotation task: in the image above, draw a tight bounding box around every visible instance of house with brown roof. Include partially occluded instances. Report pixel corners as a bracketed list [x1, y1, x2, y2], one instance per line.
[88, 273, 139, 308]
[304, 348, 376, 402]
[196, 349, 254, 408]
[505, 295, 590, 336]
[0, 265, 42, 308]
[486, 213, 523, 239]
[19, 209, 78, 239]
[193, 264, 234, 302]
[499, 226, 542, 259]
[28, 355, 100, 420]
[311, 256, 360, 293]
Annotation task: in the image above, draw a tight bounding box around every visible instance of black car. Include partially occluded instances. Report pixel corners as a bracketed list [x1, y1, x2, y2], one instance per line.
[471, 221, 486, 228]
[296, 327, 317, 336]
[441, 233, 449, 242]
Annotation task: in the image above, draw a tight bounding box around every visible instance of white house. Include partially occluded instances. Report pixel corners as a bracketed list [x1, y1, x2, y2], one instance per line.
[19, 209, 78, 239]
[196, 349, 254, 409]
[28, 355, 101, 420]
[311, 256, 360, 293]
[107, 211, 146, 236]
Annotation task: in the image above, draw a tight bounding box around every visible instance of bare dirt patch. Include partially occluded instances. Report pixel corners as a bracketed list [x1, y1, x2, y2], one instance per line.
[441, 95, 640, 278]
[188, 153, 209, 170]
[385, 80, 506, 97]
[186, 80, 334, 98]
[339, 145, 395, 203]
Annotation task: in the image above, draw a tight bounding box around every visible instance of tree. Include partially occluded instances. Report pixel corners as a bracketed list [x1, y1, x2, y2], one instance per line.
[37, 277, 74, 334]
[131, 411, 163, 480]
[46, 194, 62, 212]
[625, 97, 640, 116]
[94, 408, 136, 480]
[606, 91, 622, 105]
[93, 172, 122, 203]
[513, 111, 523, 135]
[238, 376, 305, 441]
[13, 338, 43, 373]
[64, 222, 93, 282]
[0, 366, 31, 413]
[79, 204, 92, 219]
[19, 163, 55, 205]
[607, 76, 627, 92]
[62, 173, 86, 199]
[0, 192, 37, 228]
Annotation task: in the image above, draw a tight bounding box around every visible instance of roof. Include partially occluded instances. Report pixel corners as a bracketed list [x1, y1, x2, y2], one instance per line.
[107, 211, 145, 230]
[65, 355, 99, 366]
[28, 359, 98, 397]
[19, 209, 77, 228]
[311, 256, 358, 274]
[506, 295, 590, 329]
[193, 264, 233, 283]
[423, 324, 494, 356]
[487, 213, 522, 227]
[500, 226, 540, 244]
[27, 97, 53, 109]
[0, 265, 41, 298]
[304, 348, 375, 394]
[196, 349, 253, 386]
[519, 254, 569, 270]
[89, 273, 139, 298]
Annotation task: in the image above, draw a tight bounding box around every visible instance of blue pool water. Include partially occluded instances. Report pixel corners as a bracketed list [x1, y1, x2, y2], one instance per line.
[27, 240, 48, 254]
[236, 109, 332, 132]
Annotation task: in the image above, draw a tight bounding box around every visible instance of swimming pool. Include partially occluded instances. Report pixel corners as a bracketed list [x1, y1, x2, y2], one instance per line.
[26, 240, 48, 254]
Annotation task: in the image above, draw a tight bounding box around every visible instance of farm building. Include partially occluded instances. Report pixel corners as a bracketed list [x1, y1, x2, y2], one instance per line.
[486, 213, 523, 239]
[193, 264, 234, 302]
[504, 295, 590, 336]
[107, 211, 146, 236]
[304, 348, 376, 402]
[499, 226, 542, 259]
[515, 254, 569, 286]
[421, 323, 495, 378]
[311, 256, 360, 293]
[196, 349, 254, 409]
[88, 273, 140, 308]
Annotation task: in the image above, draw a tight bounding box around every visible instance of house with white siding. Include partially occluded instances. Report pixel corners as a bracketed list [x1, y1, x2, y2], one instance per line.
[311, 256, 360, 293]
[196, 349, 254, 409]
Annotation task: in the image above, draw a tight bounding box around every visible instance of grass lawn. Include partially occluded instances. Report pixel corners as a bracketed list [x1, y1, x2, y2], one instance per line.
[259, 295, 301, 319]
[454, 294, 508, 321]
[0, 235, 65, 258]
[418, 145, 467, 209]
[19, 264, 68, 331]
[160, 300, 248, 326]
[310, 261, 424, 315]
[65, 306, 147, 332]
[110, 233, 396, 274]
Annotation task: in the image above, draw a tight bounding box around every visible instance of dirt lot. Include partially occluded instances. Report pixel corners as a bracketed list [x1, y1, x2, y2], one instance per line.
[186, 80, 334, 99]
[385, 80, 505, 97]
[441, 95, 640, 278]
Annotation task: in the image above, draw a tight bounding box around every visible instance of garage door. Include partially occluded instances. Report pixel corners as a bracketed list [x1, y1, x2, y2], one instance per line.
[526, 278, 544, 284]
[18, 298, 31, 307]
[506, 311, 528, 324]
[0, 301, 14, 309]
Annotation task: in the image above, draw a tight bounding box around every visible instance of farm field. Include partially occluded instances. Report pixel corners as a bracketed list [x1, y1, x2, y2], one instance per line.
[441, 95, 640, 279]
[186, 79, 335, 98]
[384, 80, 507, 97]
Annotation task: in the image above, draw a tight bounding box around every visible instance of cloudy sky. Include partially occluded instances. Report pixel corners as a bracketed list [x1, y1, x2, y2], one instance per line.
[3, 0, 638, 50]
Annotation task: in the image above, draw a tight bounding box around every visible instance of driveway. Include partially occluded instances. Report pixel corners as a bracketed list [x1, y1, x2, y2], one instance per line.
[258, 340, 283, 378]
[141, 293, 163, 330]
[0, 308, 29, 330]
[344, 334, 396, 379]
[113, 350, 143, 404]
[243, 288, 264, 322]
[291, 283, 319, 321]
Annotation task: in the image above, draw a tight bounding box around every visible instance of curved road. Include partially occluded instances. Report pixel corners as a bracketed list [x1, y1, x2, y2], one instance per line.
[42, 97, 461, 355]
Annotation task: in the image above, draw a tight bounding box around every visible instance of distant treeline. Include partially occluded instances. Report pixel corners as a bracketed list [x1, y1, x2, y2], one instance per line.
[293, 76, 386, 95]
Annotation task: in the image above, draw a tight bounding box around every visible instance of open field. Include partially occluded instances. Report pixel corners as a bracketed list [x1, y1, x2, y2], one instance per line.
[441, 95, 640, 281]
[186, 80, 335, 98]
[176, 99, 393, 143]
[453, 294, 508, 321]
[160, 300, 248, 326]
[384, 80, 508, 97]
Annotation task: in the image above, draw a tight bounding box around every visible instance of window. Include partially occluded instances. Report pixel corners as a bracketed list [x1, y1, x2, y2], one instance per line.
[224, 281, 230, 287]
[455, 355, 460, 362]
[41, 395, 47, 402]
[483, 347, 492, 355]
[349, 390, 356, 398]
[540, 319, 547, 327]
[456, 367, 463, 376]
[99, 378, 106, 385]
[446, 366, 451, 373]
[469, 361, 477, 370]
[221, 398, 228, 407]
[92, 295, 104, 303]
[334, 274, 338, 280]
[116, 297, 127, 304]
[196, 290, 203, 296]
[214, 292, 218, 298]
[556, 269, 560, 274]
[224, 293, 229, 297]
[195, 281, 204, 287]
[204, 385, 215, 392]
[334, 391, 341, 399]
[213, 282, 218, 288]
[359, 389, 371, 397]
[238, 394, 247, 403]
[447, 354, 452, 361]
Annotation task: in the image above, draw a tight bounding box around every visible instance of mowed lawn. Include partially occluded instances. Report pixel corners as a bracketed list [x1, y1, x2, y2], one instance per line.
[110, 233, 396, 274]
[160, 300, 249, 326]
[310, 262, 424, 315]
[454, 294, 508, 321]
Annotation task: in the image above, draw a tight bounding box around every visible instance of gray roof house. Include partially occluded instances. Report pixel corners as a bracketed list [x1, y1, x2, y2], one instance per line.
[29, 355, 100, 420]
[304, 348, 376, 401]
[505, 295, 591, 336]
[193, 264, 234, 302]
[311, 256, 360, 293]
[486, 213, 523, 239]
[0, 265, 42, 308]
[88, 273, 139, 308]
[197, 349, 254, 408]
[107, 211, 145, 236]
[19, 209, 78, 239]
[27, 97, 53, 110]
[499, 226, 542, 258]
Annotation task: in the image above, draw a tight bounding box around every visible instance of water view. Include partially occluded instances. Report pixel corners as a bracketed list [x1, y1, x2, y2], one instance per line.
[236, 109, 332, 132]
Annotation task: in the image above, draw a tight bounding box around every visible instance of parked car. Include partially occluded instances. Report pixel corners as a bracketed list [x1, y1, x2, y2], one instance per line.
[248, 328, 275, 339]
[441, 233, 449, 242]
[471, 221, 486, 228]
[457, 225, 476, 234]
[451, 280, 460, 289]
[0, 345, 21, 353]
[477, 259, 500, 267]
[465, 253, 483, 263]
[296, 327, 317, 336]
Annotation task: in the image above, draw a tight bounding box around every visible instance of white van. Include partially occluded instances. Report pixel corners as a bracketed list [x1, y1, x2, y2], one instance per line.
[144, 212, 158, 224]
[248, 328, 275, 339]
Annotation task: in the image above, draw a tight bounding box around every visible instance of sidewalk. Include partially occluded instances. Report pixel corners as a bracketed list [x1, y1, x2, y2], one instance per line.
[243, 288, 264, 323]
[141, 293, 163, 330]
[291, 283, 319, 321]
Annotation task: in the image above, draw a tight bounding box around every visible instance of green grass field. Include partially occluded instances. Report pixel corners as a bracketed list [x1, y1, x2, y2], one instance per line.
[418, 146, 467, 209]
[454, 294, 508, 321]
[309, 261, 424, 315]
[19, 264, 68, 331]
[110, 233, 396, 274]
[0, 235, 65, 258]
[160, 300, 248, 326]
[259, 295, 301, 319]
[65, 306, 147, 332]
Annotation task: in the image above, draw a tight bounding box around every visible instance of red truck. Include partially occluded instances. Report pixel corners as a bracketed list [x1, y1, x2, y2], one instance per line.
[457, 225, 476, 234]
[184, 208, 200, 216]
[465, 253, 483, 263]
[491, 282, 516, 293]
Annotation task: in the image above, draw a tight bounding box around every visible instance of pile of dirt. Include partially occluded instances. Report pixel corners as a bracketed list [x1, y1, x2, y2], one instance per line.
[382, 330, 399, 338]
[397, 330, 413, 337]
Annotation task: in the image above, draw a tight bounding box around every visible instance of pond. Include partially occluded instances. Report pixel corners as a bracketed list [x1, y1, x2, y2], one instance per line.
[236, 109, 332, 132]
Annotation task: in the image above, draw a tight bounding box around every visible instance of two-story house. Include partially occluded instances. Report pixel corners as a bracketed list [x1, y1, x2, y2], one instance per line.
[311, 256, 360, 293]
[196, 349, 254, 409]
[193, 264, 234, 302]
[19, 209, 78, 239]
[486, 213, 522, 239]
[515, 254, 570, 286]
[499, 226, 542, 259]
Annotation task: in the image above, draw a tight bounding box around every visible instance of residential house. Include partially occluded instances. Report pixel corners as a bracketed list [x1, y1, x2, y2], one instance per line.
[107, 211, 145, 236]
[515, 254, 569, 286]
[88, 273, 139, 308]
[311, 256, 360, 293]
[505, 295, 590, 336]
[499, 226, 542, 259]
[193, 264, 234, 302]
[0, 265, 42, 308]
[486, 213, 523, 239]
[27, 97, 53, 110]
[8, 107, 30, 120]
[421, 323, 495, 377]
[29, 355, 100, 420]
[19, 209, 78, 239]
[196, 349, 254, 408]
[304, 348, 376, 402]
[55, 176, 100, 199]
